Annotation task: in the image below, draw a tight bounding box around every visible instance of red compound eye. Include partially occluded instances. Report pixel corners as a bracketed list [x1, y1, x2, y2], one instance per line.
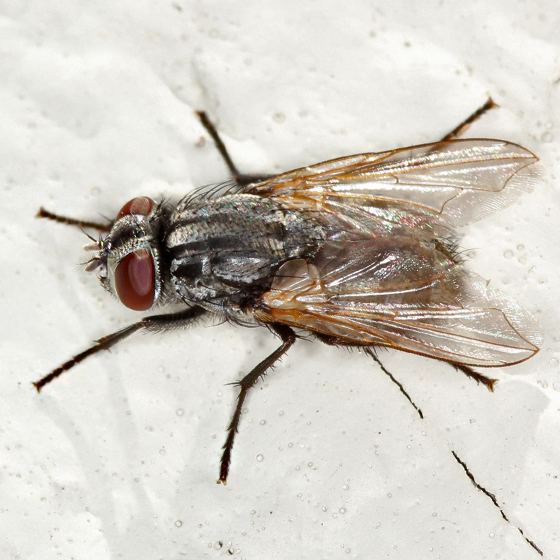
[114, 249, 155, 310]
[117, 196, 154, 220]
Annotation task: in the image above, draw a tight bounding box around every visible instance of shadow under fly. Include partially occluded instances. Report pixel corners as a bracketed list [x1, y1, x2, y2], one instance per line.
[34, 98, 540, 484]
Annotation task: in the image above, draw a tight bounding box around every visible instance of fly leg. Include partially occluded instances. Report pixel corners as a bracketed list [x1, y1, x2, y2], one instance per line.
[440, 97, 498, 141]
[195, 110, 271, 186]
[33, 307, 206, 392]
[366, 351, 424, 419]
[36, 207, 112, 233]
[438, 97, 500, 390]
[317, 333, 495, 408]
[315, 334, 424, 419]
[219, 324, 296, 484]
[448, 362, 497, 391]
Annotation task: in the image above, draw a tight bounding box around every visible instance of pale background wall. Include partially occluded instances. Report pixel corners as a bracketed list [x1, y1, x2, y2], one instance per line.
[1, 1, 559, 558]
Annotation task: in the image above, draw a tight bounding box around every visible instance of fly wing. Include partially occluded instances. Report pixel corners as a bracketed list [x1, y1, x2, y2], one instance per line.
[254, 240, 539, 367]
[247, 139, 538, 228]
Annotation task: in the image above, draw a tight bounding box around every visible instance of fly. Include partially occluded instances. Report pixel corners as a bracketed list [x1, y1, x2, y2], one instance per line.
[34, 98, 540, 483]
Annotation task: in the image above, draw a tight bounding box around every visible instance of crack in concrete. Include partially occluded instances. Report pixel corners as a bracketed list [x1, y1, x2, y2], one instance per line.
[451, 450, 543, 557]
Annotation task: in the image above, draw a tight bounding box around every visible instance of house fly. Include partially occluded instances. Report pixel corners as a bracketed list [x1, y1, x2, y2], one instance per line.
[34, 99, 540, 483]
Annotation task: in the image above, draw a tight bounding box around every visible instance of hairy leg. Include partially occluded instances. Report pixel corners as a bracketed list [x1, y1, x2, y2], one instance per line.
[449, 362, 497, 391]
[195, 110, 271, 186]
[219, 324, 296, 484]
[440, 97, 498, 141]
[366, 350, 424, 419]
[437, 97, 501, 389]
[315, 334, 424, 419]
[33, 306, 206, 392]
[36, 207, 112, 232]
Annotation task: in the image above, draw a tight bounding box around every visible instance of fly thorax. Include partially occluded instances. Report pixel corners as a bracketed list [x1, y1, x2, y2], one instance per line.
[166, 194, 325, 305]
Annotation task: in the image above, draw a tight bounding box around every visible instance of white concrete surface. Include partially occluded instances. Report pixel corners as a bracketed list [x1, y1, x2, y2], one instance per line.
[1, 1, 559, 558]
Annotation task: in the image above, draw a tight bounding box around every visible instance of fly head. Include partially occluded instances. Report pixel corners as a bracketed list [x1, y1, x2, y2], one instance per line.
[86, 196, 167, 311]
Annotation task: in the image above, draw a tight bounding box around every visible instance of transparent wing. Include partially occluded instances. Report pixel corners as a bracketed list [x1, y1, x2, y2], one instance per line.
[255, 240, 540, 367]
[247, 139, 538, 228]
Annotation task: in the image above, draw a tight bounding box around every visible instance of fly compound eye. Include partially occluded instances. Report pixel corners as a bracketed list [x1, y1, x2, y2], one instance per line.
[114, 249, 155, 310]
[117, 196, 155, 220]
